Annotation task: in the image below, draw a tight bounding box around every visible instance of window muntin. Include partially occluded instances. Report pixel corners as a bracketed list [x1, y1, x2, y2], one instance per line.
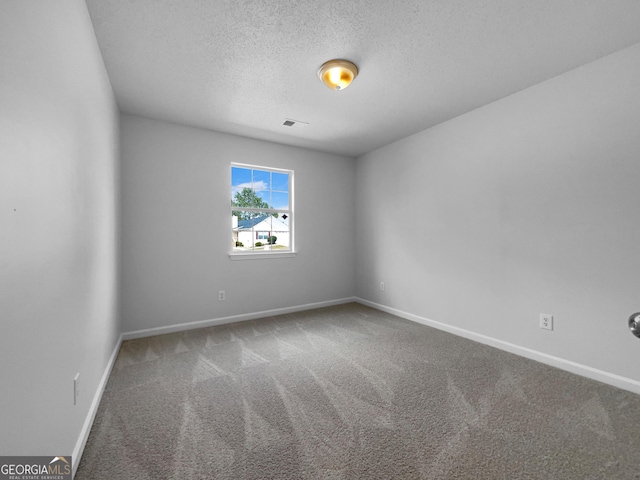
[231, 164, 293, 253]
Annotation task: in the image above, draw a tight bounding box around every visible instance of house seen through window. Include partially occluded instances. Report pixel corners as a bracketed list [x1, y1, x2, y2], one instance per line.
[231, 164, 292, 253]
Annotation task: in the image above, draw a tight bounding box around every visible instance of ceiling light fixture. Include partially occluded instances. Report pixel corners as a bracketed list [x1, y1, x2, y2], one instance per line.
[317, 59, 358, 91]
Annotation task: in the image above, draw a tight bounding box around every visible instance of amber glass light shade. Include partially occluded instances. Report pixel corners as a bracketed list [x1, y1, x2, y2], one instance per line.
[318, 59, 358, 91]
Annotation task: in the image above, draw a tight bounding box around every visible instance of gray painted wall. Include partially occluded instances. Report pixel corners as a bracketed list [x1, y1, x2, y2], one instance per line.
[355, 43, 640, 383]
[0, 0, 120, 459]
[120, 114, 356, 332]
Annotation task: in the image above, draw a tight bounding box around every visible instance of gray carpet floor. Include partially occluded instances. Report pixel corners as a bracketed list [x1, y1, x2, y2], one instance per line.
[76, 303, 640, 479]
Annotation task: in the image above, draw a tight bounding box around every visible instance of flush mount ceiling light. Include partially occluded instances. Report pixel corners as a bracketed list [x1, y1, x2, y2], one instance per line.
[317, 59, 358, 91]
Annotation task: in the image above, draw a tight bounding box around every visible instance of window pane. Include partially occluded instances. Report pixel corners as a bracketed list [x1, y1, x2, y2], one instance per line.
[232, 187, 269, 209]
[278, 212, 290, 226]
[257, 190, 270, 206]
[231, 167, 251, 188]
[272, 172, 289, 191]
[252, 169, 270, 191]
[265, 229, 289, 250]
[232, 210, 265, 251]
[260, 216, 290, 250]
[271, 191, 288, 210]
[231, 167, 252, 200]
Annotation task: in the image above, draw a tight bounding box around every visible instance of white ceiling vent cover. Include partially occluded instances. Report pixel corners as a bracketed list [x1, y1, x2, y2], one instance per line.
[282, 119, 309, 128]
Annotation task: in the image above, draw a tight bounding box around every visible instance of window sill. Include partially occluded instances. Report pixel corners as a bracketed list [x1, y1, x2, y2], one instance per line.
[229, 251, 297, 261]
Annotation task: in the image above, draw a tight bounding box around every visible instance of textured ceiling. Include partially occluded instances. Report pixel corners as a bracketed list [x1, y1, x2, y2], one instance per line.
[85, 0, 640, 157]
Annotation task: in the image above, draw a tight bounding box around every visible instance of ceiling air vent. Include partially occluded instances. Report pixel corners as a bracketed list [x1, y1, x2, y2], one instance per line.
[282, 119, 309, 129]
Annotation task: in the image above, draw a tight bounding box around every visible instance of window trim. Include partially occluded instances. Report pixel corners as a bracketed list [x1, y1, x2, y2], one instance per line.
[229, 251, 297, 261]
[229, 163, 295, 259]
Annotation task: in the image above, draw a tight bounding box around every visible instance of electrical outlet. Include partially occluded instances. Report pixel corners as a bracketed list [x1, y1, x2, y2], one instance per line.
[218, 290, 226, 301]
[74, 373, 80, 405]
[540, 314, 554, 331]
[379, 282, 385, 291]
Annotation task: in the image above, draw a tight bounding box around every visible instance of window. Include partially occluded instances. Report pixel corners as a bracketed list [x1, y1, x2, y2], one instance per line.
[231, 164, 293, 254]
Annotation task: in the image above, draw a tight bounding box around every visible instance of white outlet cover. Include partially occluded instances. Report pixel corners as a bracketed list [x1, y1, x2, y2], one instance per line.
[540, 314, 554, 331]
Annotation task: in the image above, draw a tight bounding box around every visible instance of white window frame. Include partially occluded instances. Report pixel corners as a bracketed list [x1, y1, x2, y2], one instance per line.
[229, 163, 295, 260]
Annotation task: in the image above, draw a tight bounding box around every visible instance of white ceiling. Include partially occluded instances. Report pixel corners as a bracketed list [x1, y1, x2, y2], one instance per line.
[85, 0, 640, 158]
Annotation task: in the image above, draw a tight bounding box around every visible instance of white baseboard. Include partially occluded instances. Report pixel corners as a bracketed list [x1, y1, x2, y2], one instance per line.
[72, 333, 123, 479]
[356, 298, 640, 396]
[122, 297, 358, 340]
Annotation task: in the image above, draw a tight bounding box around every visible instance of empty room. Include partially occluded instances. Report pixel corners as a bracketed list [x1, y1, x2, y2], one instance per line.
[2, 0, 640, 478]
